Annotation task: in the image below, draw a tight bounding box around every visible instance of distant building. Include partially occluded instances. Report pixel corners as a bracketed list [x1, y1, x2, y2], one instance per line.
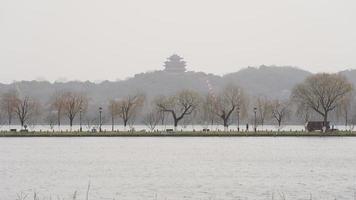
[163, 54, 187, 73]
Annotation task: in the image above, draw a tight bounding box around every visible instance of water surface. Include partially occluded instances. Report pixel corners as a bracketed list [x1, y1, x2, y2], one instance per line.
[1, 137, 356, 200]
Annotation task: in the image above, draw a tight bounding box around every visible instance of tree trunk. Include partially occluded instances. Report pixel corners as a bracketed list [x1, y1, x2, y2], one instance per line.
[20, 119, 24, 128]
[57, 112, 61, 127]
[69, 117, 73, 131]
[171, 112, 179, 131]
[345, 111, 348, 127]
[124, 120, 127, 128]
[323, 113, 328, 133]
[223, 118, 228, 131]
[174, 119, 178, 130]
[112, 116, 114, 131]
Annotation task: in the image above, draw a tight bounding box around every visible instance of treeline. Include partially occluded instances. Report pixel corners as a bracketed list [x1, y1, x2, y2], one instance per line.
[0, 73, 355, 131]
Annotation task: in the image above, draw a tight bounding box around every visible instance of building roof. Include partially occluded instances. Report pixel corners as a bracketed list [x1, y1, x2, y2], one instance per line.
[164, 54, 187, 73]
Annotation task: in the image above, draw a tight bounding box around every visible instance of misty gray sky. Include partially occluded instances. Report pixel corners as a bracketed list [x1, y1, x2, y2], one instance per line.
[0, 0, 355, 83]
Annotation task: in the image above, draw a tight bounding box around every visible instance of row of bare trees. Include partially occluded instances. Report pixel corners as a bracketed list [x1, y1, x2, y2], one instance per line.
[0, 73, 354, 131]
[48, 91, 88, 129]
[0, 90, 40, 128]
[146, 74, 353, 131]
[148, 85, 293, 131]
[0, 90, 88, 130]
[254, 97, 291, 128]
[108, 94, 145, 131]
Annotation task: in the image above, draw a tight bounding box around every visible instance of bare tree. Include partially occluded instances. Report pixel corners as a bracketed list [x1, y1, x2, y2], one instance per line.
[142, 109, 161, 131]
[45, 111, 57, 130]
[13, 96, 41, 128]
[212, 85, 247, 130]
[156, 90, 200, 130]
[85, 115, 97, 131]
[348, 103, 356, 131]
[159, 110, 167, 128]
[294, 101, 313, 124]
[0, 112, 4, 128]
[256, 95, 271, 126]
[0, 90, 18, 126]
[336, 93, 353, 126]
[108, 100, 119, 131]
[62, 92, 88, 129]
[117, 94, 145, 129]
[49, 92, 66, 128]
[291, 73, 353, 126]
[199, 94, 217, 128]
[271, 99, 290, 129]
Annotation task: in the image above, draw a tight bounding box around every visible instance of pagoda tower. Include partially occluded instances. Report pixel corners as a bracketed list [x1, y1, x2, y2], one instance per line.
[163, 54, 187, 73]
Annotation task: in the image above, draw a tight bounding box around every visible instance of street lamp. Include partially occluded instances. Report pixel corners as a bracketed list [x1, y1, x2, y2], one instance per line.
[253, 107, 257, 132]
[237, 106, 240, 132]
[99, 107, 103, 132]
[79, 107, 82, 132]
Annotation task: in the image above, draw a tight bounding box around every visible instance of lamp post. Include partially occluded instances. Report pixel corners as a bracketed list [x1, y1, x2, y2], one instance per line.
[99, 107, 103, 132]
[237, 106, 240, 132]
[79, 107, 82, 132]
[253, 107, 257, 132]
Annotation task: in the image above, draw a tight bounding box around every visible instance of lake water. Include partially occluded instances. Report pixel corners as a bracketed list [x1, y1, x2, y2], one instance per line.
[1, 137, 356, 200]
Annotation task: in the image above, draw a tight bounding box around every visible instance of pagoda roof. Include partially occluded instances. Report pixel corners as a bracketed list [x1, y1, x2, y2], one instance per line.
[163, 54, 187, 73]
[168, 54, 183, 61]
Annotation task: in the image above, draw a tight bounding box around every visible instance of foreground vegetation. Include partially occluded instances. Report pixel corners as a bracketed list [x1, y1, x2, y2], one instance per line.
[2, 130, 356, 137]
[13, 190, 356, 200]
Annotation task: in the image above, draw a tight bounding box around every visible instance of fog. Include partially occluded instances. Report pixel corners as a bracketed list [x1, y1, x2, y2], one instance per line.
[0, 0, 355, 83]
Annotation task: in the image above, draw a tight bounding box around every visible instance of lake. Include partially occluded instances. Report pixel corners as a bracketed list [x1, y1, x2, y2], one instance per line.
[1, 137, 356, 200]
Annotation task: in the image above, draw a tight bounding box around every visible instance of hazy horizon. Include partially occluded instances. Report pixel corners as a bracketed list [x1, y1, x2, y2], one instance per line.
[1, 64, 356, 84]
[1, 0, 355, 83]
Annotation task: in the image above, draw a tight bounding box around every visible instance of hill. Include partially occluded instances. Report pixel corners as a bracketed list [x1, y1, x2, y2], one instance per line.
[2, 66, 356, 108]
[223, 65, 312, 98]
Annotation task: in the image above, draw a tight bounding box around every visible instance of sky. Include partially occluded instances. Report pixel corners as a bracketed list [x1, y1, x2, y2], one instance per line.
[0, 0, 355, 83]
